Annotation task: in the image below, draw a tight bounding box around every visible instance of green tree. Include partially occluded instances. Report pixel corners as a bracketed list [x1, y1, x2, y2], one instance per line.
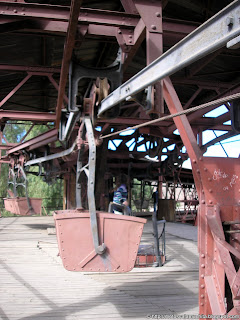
[1, 121, 63, 216]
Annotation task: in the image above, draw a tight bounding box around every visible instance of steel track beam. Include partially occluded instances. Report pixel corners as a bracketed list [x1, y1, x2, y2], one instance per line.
[98, 0, 240, 117]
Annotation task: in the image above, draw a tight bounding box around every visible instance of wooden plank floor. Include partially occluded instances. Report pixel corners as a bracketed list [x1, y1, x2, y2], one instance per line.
[0, 216, 199, 320]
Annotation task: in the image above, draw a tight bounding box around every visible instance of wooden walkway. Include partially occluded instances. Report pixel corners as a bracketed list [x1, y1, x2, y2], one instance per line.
[0, 216, 199, 320]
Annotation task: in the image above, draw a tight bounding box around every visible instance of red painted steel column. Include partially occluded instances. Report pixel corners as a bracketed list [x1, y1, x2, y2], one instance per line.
[134, 0, 164, 115]
[163, 77, 240, 316]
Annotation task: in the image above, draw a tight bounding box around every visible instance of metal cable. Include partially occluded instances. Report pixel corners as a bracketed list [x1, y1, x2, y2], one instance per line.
[99, 92, 240, 140]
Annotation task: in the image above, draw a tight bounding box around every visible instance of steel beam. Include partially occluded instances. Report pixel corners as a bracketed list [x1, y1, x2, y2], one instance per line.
[7, 129, 58, 155]
[0, 64, 60, 74]
[55, 0, 83, 129]
[0, 74, 31, 108]
[0, 110, 56, 122]
[98, 0, 240, 116]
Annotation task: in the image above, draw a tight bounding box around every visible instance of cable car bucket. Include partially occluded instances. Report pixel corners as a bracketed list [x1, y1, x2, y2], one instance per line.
[54, 117, 146, 272]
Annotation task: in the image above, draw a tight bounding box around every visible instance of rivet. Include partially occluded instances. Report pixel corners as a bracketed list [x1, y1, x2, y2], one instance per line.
[197, 169, 200, 174]
[204, 168, 207, 171]
[209, 200, 212, 204]
[193, 159, 196, 164]
[201, 274, 204, 278]
[217, 291, 219, 295]
[200, 303, 204, 306]
[201, 200, 205, 204]
[200, 294, 204, 299]
[201, 264, 205, 268]
[199, 157, 203, 161]
[226, 17, 234, 27]
[129, 40, 132, 43]
[201, 254, 205, 258]
[155, 12, 161, 17]
[129, 35, 132, 38]
[209, 189, 213, 193]
[201, 284, 205, 289]
[62, 249, 64, 251]
[13, 9, 17, 13]
[151, 25, 157, 30]
[208, 178, 212, 182]
[118, 30, 121, 34]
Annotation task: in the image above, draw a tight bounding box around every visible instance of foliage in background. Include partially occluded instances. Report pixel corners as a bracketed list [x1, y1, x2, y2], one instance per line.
[1, 121, 63, 217]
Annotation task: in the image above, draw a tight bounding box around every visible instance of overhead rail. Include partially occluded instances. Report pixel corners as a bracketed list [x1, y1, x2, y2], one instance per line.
[98, 0, 240, 117]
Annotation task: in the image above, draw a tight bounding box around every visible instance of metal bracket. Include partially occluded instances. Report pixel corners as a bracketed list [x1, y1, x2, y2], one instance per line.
[68, 49, 122, 118]
[76, 117, 106, 255]
[7, 166, 34, 214]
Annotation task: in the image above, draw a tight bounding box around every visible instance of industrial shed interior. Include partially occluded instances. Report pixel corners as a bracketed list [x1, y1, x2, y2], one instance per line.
[0, 0, 240, 318]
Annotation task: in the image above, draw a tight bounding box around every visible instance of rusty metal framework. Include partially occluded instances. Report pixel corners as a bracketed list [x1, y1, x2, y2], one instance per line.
[0, 0, 240, 316]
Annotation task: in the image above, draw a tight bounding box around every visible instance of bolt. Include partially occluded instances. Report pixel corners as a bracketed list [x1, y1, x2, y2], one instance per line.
[227, 17, 234, 27]
[151, 25, 157, 30]
[155, 12, 161, 17]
